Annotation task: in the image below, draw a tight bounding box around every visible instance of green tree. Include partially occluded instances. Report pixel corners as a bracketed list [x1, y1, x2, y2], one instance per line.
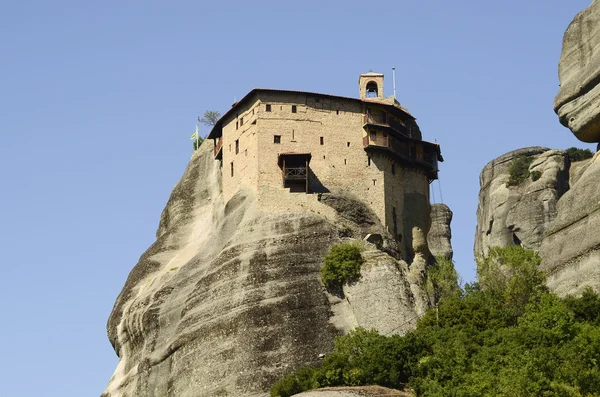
[320, 243, 364, 291]
[199, 110, 221, 126]
[507, 155, 534, 186]
[566, 147, 593, 162]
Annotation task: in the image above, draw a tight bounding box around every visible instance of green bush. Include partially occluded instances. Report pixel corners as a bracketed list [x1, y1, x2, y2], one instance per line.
[426, 256, 460, 304]
[530, 170, 542, 181]
[566, 147, 593, 162]
[507, 155, 534, 187]
[321, 243, 364, 290]
[193, 136, 204, 150]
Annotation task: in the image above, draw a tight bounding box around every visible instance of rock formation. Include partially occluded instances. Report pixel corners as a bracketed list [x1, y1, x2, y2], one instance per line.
[474, 147, 569, 257]
[102, 142, 446, 396]
[554, 0, 600, 143]
[428, 204, 453, 260]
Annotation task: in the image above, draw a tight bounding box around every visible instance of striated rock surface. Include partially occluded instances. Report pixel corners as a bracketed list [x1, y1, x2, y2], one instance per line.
[103, 142, 437, 397]
[428, 204, 453, 260]
[294, 385, 414, 396]
[540, 158, 600, 296]
[474, 147, 568, 257]
[554, 0, 600, 143]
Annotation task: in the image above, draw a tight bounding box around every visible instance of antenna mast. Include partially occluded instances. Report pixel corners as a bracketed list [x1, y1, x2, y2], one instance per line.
[392, 67, 396, 98]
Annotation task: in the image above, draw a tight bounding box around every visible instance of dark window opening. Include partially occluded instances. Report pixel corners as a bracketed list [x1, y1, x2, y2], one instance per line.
[245, 149, 247, 156]
[323, 155, 326, 159]
[373, 179, 376, 186]
[274, 135, 281, 144]
[235, 139, 239, 154]
[266, 104, 271, 112]
[336, 109, 340, 115]
[240, 117, 244, 126]
[292, 130, 295, 141]
[280, 106, 282, 110]
[230, 162, 234, 177]
[368, 157, 371, 166]
[320, 137, 324, 145]
[291, 105, 297, 113]
[344, 159, 347, 165]
[347, 142, 350, 147]
[366, 81, 378, 98]
[236, 121, 238, 130]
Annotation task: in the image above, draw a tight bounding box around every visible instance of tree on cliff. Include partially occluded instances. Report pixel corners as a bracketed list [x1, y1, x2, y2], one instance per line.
[199, 110, 221, 127]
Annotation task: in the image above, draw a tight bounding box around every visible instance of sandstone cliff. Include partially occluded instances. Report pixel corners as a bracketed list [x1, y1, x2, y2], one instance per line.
[474, 147, 569, 256]
[473, 146, 600, 296]
[554, 0, 600, 143]
[427, 204, 453, 261]
[103, 142, 446, 396]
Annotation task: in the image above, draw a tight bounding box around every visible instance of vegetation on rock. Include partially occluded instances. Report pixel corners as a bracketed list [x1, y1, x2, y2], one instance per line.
[530, 170, 542, 181]
[272, 246, 600, 397]
[506, 155, 534, 186]
[320, 243, 364, 291]
[566, 147, 594, 162]
[425, 256, 460, 304]
[199, 110, 221, 126]
[193, 136, 204, 150]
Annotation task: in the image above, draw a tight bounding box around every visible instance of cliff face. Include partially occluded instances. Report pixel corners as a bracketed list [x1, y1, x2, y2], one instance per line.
[554, 0, 600, 143]
[428, 204, 453, 261]
[473, 147, 600, 296]
[474, 147, 569, 257]
[103, 142, 444, 397]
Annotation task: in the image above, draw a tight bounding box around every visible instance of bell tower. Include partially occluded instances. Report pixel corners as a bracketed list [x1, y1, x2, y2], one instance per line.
[359, 72, 384, 99]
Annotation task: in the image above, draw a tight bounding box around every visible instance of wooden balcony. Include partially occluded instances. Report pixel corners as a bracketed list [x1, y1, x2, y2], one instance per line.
[214, 136, 223, 160]
[363, 134, 439, 180]
[364, 114, 408, 137]
[284, 167, 307, 181]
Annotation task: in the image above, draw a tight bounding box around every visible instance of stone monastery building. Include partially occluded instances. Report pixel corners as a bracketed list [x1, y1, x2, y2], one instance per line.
[208, 72, 442, 258]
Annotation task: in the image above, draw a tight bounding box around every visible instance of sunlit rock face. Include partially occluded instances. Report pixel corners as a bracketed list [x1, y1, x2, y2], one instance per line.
[474, 145, 600, 297]
[554, 0, 600, 143]
[540, 157, 600, 296]
[102, 142, 438, 397]
[474, 147, 568, 257]
[428, 204, 453, 261]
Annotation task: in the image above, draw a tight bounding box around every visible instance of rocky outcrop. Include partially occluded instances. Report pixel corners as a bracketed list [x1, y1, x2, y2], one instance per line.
[539, 158, 600, 296]
[473, 145, 600, 296]
[294, 386, 414, 396]
[103, 142, 438, 397]
[474, 147, 569, 257]
[428, 204, 453, 260]
[554, 0, 600, 143]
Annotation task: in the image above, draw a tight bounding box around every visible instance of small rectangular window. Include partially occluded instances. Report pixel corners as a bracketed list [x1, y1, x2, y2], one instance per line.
[320, 137, 324, 145]
[231, 162, 234, 177]
[236, 121, 238, 130]
[336, 109, 340, 115]
[347, 142, 350, 147]
[274, 135, 281, 144]
[235, 139, 239, 154]
[344, 159, 347, 165]
[292, 105, 297, 113]
[266, 104, 271, 112]
[368, 157, 371, 166]
[240, 117, 244, 126]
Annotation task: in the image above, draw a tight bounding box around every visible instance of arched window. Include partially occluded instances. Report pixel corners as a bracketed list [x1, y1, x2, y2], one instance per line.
[366, 81, 379, 97]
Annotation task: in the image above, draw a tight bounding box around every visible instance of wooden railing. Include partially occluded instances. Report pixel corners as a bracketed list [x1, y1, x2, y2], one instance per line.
[363, 134, 438, 173]
[364, 113, 408, 137]
[284, 167, 307, 180]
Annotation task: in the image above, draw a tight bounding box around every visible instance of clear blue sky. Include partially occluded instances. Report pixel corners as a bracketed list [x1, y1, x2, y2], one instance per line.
[0, 1, 594, 395]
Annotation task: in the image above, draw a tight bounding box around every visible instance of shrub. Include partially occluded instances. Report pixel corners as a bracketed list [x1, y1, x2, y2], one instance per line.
[566, 147, 593, 162]
[507, 155, 534, 187]
[530, 170, 542, 181]
[193, 137, 204, 150]
[321, 243, 364, 291]
[426, 256, 461, 304]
